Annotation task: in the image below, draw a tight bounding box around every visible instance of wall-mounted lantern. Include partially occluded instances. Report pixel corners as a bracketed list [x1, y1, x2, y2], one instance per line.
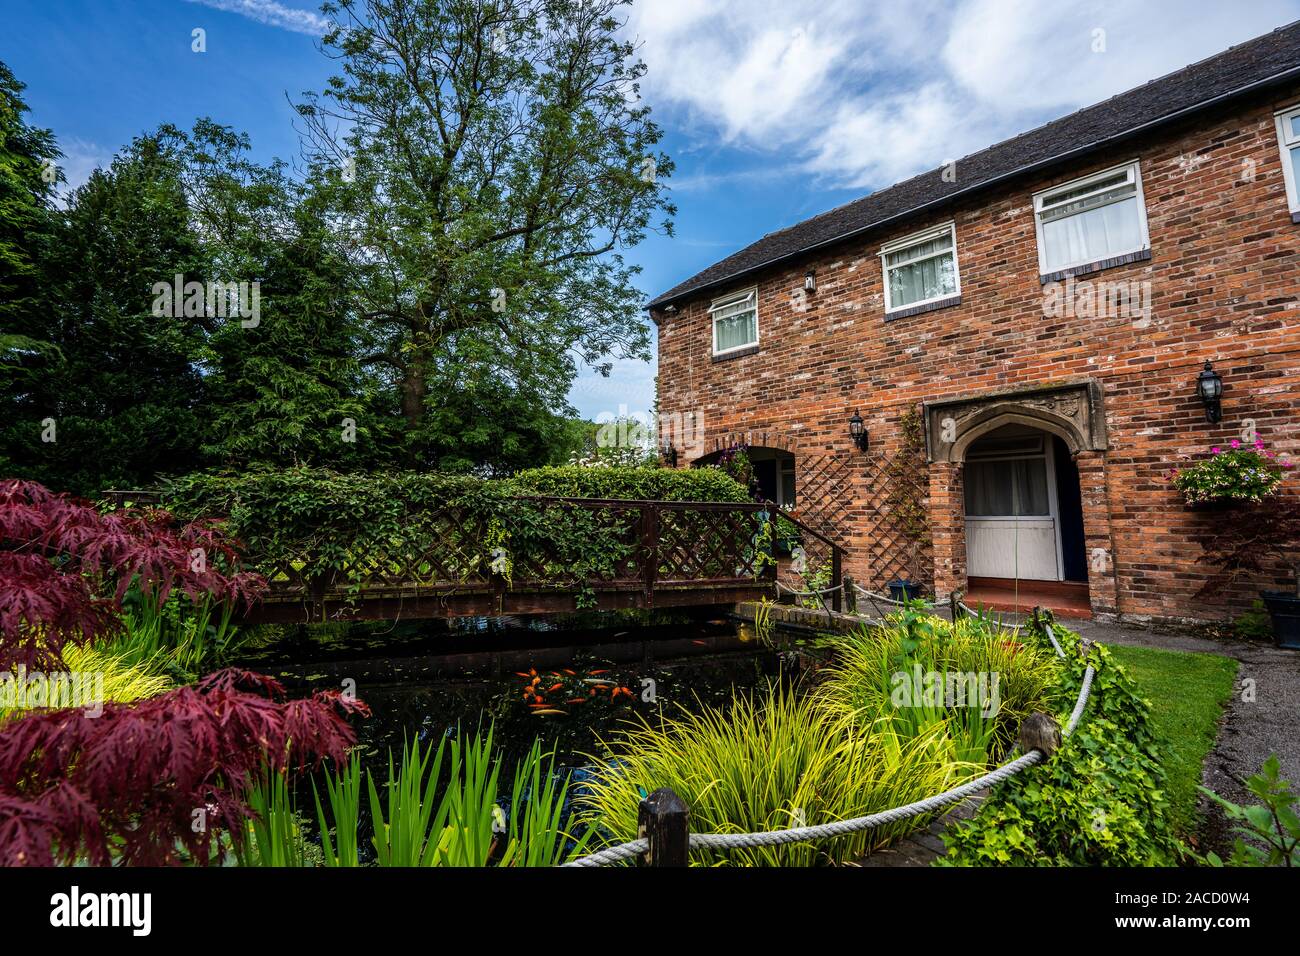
[660, 441, 678, 468]
[804, 270, 817, 294]
[1197, 361, 1223, 424]
[849, 410, 869, 452]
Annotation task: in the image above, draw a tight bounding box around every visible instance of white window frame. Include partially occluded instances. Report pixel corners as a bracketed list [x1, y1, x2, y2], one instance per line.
[1032, 160, 1151, 275]
[709, 287, 759, 357]
[1274, 104, 1300, 215]
[879, 222, 961, 314]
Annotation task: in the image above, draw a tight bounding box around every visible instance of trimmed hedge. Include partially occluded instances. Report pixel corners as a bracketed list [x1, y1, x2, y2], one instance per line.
[511, 465, 751, 502]
[158, 467, 757, 606]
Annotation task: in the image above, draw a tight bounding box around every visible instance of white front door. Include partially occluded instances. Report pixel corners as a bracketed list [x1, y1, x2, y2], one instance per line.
[964, 434, 1063, 582]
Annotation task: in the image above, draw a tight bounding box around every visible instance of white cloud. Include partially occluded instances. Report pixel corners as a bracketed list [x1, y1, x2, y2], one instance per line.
[626, 0, 1300, 190]
[184, 0, 332, 36]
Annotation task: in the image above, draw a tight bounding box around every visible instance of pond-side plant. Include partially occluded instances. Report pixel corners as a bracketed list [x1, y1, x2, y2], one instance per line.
[1165, 438, 1290, 507]
[0, 479, 263, 670]
[1202, 755, 1299, 867]
[939, 614, 1183, 866]
[817, 612, 1063, 764]
[0, 669, 365, 866]
[309, 729, 590, 868]
[578, 687, 965, 867]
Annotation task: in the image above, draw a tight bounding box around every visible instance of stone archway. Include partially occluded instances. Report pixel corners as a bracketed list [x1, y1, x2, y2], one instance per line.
[921, 381, 1117, 616]
[924, 381, 1108, 464]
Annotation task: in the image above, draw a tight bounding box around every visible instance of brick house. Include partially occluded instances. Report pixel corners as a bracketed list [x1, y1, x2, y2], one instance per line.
[649, 23, 1300, 624]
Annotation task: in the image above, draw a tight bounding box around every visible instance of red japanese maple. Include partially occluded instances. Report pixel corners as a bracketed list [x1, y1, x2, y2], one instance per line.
[0, 479, 265, 668]
[0, 669, 369, 866]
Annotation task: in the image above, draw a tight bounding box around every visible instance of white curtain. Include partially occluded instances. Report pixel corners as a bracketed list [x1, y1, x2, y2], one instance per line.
[1041, 195, 1141, 271]
[714, 309, 756, 351]
[965, 459, 1049, 516]
[886, 235, 956, 308]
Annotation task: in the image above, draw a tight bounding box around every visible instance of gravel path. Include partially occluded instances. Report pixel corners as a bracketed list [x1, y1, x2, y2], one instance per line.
[857, 617, 1299, 865]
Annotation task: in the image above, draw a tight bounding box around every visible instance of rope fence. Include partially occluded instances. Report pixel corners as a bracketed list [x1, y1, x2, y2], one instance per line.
[564, 619, 1094, 867]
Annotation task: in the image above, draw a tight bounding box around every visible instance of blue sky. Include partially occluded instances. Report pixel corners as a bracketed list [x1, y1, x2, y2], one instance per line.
[6, 0, 1300, 422]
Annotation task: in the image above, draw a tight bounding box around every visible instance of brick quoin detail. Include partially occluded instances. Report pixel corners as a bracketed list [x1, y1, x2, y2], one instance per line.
[654, 87, 1300, 624]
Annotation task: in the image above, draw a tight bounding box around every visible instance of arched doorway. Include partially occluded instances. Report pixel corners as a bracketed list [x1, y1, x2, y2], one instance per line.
[693, 445, 796, 509]
[962, 424, 1087, 584]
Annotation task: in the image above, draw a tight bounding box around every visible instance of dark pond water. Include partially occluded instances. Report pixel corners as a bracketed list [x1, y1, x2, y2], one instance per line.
[231, 606, 825, 779]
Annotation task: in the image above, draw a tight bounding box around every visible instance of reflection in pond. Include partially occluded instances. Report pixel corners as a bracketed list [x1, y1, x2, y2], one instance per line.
[232, 606, 822, 777]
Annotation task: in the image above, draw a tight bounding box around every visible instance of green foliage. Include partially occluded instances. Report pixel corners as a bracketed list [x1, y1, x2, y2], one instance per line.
[310, 728, 590, 867]
[939, 613, 1184, 866]
[1233, 600, 1275, 642]
[0, 643, 173, 724]
[511, 465, 749, 502]
[298, 0, 673, 461]
[108, 588, 247, 681]
[0, 123, 210, 495]
[1203, 755, 1300, 867]
[234, 769, 322, 868]
[579, 687, 967, 866]
[163, 466, 755, 608]
[1168, 440, 1289, 506]
[818, 612, 1063, 765]
[0, 61, 61, 332]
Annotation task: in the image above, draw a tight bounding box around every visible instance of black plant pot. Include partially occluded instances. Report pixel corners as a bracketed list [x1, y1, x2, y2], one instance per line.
[889, 579, 922, 604]
[1260, 591, 1300, 650]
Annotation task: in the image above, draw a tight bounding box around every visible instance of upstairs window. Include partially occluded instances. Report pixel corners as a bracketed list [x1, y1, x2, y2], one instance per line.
[1276, 104, 1300, 217]
[710, 288, 758, 355]
[1033, 161, 1150, 275]
[880, 223, 960, 313]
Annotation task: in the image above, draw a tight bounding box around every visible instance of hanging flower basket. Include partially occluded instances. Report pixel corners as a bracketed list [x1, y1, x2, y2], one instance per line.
[1165, 439, 1292, 510]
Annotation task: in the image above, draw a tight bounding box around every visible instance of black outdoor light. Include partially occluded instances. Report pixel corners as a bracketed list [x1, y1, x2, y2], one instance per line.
[849, 409, 869, 452]
[661, 441, 678, 468]
[804, 270, 817, 294]
[1197, 361, 1223, 424]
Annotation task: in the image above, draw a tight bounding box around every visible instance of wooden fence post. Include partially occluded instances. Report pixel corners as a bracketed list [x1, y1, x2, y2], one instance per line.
[831, 547, 842, 613]
[638, 787, 689, 867]
[642, 503, 660, 607]
[843, 575, 856, 614]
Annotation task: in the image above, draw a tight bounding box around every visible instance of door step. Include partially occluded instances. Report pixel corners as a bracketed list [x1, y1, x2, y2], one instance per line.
[964, 577, 1091, 620]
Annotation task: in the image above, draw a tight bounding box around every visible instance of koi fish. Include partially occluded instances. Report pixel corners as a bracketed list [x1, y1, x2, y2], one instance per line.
[532, 709, 567, 716]
[548, 683, 564, 692]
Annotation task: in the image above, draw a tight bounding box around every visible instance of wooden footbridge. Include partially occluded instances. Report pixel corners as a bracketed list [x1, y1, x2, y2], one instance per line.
[106, 492, 843, 625]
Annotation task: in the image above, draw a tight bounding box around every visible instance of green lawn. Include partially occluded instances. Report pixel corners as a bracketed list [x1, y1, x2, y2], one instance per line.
[1108, 644, 1238, 836]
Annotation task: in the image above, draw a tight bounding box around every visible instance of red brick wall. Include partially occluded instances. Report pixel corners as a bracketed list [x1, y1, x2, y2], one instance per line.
[654, 87, 1300, 624]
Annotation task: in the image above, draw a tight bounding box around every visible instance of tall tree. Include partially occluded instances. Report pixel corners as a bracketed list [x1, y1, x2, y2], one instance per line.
[0, 61, 63, 480]
[299, 0, 674, 463]
[167, 120, 374, 469]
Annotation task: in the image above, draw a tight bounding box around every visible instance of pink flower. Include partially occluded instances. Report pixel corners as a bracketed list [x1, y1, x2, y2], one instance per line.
[1211, 447, 1221, 455]
[1255, 438, 1266, 449]
[1230, 439, 1241, 449]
